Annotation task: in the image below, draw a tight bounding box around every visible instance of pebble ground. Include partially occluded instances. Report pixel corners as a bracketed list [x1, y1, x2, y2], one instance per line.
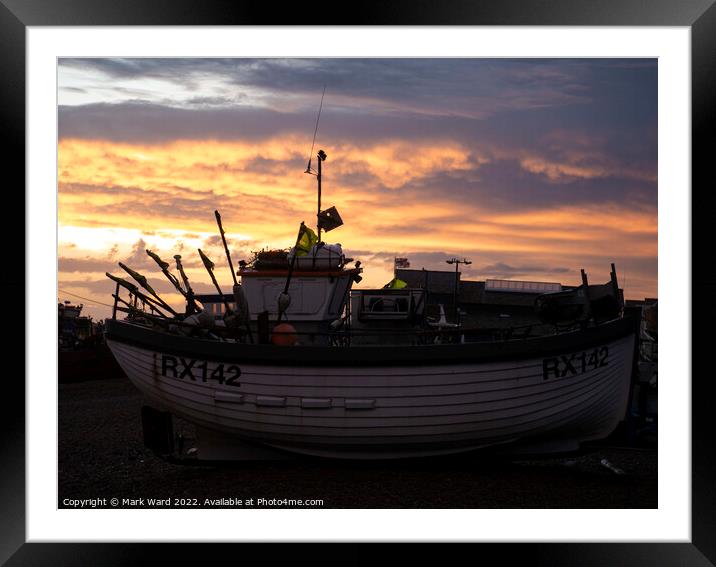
[59, 377, 657, 509]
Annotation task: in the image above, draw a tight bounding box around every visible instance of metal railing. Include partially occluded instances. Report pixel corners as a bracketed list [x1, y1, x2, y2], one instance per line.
[110, 282, 587, 346]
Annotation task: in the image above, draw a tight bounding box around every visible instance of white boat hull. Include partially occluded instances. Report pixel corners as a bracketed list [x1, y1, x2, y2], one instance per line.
[107, 327, 635, 459]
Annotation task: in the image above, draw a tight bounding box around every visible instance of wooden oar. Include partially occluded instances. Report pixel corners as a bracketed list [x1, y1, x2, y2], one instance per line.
[214, 210, 253, 343]
[174, 254, 198, 310]
[197, 249, 232, 313]
[118, 262, 180, 317]
[105, 272, 170, 318]
[146, 249, 199, 314]
[113, 293, 164, 318]
[214, 210, 238, 287]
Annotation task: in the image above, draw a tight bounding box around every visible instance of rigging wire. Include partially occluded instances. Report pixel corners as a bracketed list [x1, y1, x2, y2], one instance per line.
[57, 288, 114, 308]
[306, 84, 327, 170]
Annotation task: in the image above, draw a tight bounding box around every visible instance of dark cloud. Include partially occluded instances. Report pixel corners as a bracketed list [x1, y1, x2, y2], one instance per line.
[203, 235, 223, 247]
[59, 58, 610, 116]
[59, 102, 305, 143]
[125, 238, 151, 267]
[404, 159, 656, 213]
[57, 101, 468, 144]
[58, 256, 117, 273]
[58, 58, 656, 140]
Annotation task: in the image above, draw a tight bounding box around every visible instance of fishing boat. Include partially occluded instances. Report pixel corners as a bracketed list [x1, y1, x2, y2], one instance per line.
[104, 148, 638, 460]
[59, 302, 125, 383]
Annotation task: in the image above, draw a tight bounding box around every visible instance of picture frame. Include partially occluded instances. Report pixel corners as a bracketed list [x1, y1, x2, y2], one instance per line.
[2, 0, 712, 563]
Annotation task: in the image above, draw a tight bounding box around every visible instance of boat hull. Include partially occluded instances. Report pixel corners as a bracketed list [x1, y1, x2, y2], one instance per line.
[106, 318, 636, 459]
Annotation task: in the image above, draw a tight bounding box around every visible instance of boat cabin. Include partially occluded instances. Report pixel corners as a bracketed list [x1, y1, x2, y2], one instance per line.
[351, 288, 425, 322]
[239, 267, 361, 323]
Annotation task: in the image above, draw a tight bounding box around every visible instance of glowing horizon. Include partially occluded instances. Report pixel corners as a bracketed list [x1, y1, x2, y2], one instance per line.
[58, 58, 658, 320]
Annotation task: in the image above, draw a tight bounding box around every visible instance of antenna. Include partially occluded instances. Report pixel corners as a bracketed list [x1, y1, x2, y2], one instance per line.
[305, 85, 326, 174]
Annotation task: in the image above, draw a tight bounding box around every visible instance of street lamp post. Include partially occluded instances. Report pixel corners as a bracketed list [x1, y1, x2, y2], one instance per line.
[446, 257, 471, 323]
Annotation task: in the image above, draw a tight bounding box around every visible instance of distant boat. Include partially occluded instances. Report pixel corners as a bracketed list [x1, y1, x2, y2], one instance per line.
[104, 149, 636, 460]
[58, 302, 124, 382]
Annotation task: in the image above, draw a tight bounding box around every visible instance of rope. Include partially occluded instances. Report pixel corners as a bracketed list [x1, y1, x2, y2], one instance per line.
[57, 288, 114, 308]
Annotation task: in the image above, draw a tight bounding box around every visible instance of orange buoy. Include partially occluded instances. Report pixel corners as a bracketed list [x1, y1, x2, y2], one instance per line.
[271, 323, 298, 346]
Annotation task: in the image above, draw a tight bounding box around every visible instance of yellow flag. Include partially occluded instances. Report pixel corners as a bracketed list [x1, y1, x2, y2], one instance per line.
[385, 277, 408, 289]
[295, 225, 318, 256]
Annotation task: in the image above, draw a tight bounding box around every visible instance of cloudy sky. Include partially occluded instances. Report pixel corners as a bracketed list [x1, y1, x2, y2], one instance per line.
[58, 58, 657, 320]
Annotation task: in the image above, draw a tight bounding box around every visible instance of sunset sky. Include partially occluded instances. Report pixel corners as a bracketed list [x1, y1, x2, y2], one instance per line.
[58, 58, 657, 320]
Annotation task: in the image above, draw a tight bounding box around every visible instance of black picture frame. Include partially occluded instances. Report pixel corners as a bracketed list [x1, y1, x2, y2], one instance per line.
[2, 1, 712, 564]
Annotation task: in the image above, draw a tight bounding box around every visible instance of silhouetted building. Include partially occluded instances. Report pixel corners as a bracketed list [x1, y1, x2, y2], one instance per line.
[395, 268, 573, 333]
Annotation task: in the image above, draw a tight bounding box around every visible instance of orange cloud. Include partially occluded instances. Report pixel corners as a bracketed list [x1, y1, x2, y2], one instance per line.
[58, 137, 656, 320]
[59, 137, 476, 197]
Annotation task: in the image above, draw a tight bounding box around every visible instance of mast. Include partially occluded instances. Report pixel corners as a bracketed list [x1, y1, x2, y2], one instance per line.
[317, 150, 323, 242]
[306, 148, 328, 241]
[304, 86, 327, 242]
